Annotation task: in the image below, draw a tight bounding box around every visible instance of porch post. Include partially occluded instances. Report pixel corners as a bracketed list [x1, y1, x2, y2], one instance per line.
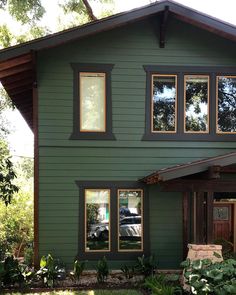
[195, 192, 205, 244]
[206, 192, 214, 244]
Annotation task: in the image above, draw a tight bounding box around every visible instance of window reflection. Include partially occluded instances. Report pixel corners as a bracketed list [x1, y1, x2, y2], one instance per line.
[152, 75, 177, 132]
[118, 190, 143, 251]
[85, 189, 110, 251]
[185, 76, 209, 133]
[80, 73, 106, 132]
[217, 76, 236, 133]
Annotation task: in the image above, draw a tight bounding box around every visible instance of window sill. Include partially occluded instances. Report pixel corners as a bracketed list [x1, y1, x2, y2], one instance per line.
[70, 132, 116, 140]
[142, 133, 236, 141]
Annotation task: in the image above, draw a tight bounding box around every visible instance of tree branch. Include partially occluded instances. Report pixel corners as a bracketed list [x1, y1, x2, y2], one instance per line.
[82, 0, 97, 21]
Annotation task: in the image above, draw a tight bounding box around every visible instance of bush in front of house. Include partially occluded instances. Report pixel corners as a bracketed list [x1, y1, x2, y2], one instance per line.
[96, 256, 109, 283]
[36, 254, 66, 288]
[181, 257, 236, 294]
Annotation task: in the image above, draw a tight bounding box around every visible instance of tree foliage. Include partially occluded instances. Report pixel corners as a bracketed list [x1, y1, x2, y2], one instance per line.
[0, 141, 18, 206]
[0, 157, 33, 259]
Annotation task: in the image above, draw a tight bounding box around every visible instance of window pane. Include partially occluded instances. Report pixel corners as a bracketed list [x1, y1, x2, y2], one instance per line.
[217, 76, 236, 133]
[152, 75, 177, 132]
[80, 73, 105, 132]
[85, 189, 110, 251]
[185, 76, 209, 133]
[118, 190, 143, 251]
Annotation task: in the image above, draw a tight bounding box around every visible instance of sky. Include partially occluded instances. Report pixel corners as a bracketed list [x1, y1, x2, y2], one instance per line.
[2, 0, 236, 159]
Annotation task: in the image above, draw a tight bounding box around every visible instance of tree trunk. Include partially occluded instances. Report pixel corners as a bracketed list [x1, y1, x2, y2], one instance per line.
[82, 0, 97, 21]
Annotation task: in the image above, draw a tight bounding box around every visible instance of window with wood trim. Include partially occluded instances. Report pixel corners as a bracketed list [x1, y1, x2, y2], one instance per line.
[77, 181, 148, 260]
[80, 73, 106, 132]
[152, 75, 177, 133]
[216, 76, 236, 134]
[118, 189, 143, 252]
[85, 189, 110, 252]
[70, 63, 115, 140]
[184, 75, 209, 133]
[143, 65, 236, 141]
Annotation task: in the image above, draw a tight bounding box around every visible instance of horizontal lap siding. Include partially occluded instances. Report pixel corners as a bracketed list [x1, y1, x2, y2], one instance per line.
[38, 17, 236, 267]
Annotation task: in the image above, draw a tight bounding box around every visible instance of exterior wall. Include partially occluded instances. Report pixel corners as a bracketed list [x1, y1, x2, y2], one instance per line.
[37, 17, 236, 268]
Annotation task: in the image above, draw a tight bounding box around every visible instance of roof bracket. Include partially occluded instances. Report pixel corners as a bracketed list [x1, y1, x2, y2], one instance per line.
[160, 5, 169, 48]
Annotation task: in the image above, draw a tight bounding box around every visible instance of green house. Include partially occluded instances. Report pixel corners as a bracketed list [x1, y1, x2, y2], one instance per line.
[0, 0, 236, 269]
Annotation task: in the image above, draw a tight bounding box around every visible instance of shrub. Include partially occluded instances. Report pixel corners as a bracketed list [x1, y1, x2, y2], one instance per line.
[121, 264, 135, 279]
[70, 259, 86, 283]
[36, 254, 66, 288]
[181, 258, 236, 294]
[143, 274, 182, 295]
[135, 254, 157, 277]
[96, 256, 109, 283]
[0, 256, 32, 288]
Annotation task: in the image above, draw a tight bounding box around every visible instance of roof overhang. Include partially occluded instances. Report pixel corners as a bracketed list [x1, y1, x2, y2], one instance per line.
[140, 152, 236, 184]
[0, 0, 235, 130]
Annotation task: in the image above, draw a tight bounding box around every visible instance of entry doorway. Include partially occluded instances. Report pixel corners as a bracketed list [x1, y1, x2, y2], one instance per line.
[213, 201, 236, 252]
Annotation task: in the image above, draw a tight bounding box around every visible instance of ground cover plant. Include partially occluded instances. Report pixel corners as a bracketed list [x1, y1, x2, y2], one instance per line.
[182, 258, 236, 295]
[3, 291, 143, 295]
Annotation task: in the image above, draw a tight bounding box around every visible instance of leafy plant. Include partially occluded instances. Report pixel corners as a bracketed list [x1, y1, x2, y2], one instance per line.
[36, 254, 66, 288]
[121, 264, 135, 279]
[24, 245, 34, 266]
[181, 258, 236, 295]
[97, 256, 109, 283]
[70, 259, 86, 283]
[0, 256, 27, 287]
[144, 274, 180, 295]
[135, 254, 157, 277]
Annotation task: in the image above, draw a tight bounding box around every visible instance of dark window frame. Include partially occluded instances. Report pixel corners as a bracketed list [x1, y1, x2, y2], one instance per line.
[70, 63, 115, 140]
[143, 65, 236, 141]
[76, 181, 149, 260]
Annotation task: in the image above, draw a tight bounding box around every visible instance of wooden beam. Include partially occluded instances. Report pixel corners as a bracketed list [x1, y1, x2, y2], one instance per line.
[161, 179, 236, 192]
[0, 62, 32, 79]
[2, 78, 33, 91]
[160, 5, 169, 48]
[206, 192, 214, 244]
[0, 54, 32, 71]
[195, 192, 205, 244]
[220, 165, 236, 173]
[1, 70, 33, 85]
[183, 192, 190, 259]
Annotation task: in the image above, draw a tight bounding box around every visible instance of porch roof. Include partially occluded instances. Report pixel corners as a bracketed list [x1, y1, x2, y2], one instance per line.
[140, 152, 236, 184]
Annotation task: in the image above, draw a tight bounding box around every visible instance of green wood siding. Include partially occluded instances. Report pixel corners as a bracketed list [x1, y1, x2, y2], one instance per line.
[37, 17, 236, 268]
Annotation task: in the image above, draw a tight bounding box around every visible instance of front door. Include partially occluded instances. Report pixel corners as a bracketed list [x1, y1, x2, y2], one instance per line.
[213, 203, 234, 243]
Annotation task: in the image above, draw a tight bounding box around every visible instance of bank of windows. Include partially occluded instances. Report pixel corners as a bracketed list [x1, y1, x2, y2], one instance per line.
[85, 188, 143, 252]
[151, 74, 236, 135]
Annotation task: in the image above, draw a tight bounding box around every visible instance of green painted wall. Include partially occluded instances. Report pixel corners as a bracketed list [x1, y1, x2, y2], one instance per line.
[37, 16, 236, 269]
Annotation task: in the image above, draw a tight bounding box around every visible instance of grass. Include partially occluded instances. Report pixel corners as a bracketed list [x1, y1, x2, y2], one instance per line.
[4, 290, 142, 295]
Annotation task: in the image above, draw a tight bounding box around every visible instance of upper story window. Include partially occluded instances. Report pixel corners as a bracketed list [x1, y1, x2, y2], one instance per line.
[184, 75, 209, 133]
[80, 73, 106, 132]
[70, 63, 115, 140]
[217, 76, 236, 134]
[152, 75, 177, 133]
[143, 65, 236, 141]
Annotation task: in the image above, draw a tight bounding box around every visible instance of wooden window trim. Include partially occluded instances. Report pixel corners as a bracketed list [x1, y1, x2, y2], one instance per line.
[184, 75, 210, 134]
[70, 63, 115, 140]
[76, 181, 149, 260]
[117, 189, 144, 252]
[216, 75, 236, 134]
[151, 74, 177, 134]
[79, 72, 106, 133]
[142, 65, 236, 141]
